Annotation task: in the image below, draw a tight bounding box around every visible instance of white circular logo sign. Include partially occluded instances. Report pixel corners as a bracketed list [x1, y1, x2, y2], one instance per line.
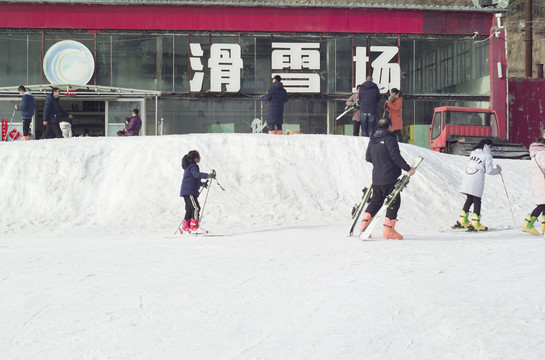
[43, 40, 95, 85]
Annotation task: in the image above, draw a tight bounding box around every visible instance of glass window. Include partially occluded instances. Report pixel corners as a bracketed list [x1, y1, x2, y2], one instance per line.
[431, 112, 442, 139]
[0, 33, 42, 86]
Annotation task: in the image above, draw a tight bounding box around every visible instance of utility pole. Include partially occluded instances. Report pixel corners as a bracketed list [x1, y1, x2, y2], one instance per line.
[525, 0, 533, 77]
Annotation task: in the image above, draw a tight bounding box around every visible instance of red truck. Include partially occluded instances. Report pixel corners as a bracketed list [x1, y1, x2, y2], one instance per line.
[428, 106, 529, 159]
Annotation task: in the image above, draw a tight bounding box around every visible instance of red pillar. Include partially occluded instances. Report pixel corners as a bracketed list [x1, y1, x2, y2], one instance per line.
[489, 18, 507, 140]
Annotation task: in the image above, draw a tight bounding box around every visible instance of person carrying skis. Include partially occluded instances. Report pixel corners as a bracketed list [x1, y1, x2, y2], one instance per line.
[522, 135, 545, 237]
[346, 85, 361, 136]
[454, 139, 502, 231]
[360, 118, 416, 239]
[180, 150, 216, 233]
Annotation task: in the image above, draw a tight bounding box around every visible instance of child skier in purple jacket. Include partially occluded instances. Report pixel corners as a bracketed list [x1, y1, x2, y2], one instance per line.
[180, 150, 215, 233]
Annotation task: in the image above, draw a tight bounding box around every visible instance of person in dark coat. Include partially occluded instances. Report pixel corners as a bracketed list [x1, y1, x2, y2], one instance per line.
[42, 87, 72, 139]
[261, 75, 289, 134]
[358, 76, 382, 137]
[15, 85, 36, 141]
[179, 150, 216, 233]
[360, 118, 416, 239]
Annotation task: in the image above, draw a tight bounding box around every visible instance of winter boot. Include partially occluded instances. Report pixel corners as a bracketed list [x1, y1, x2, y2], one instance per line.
[276, 130, 283, 135]
[383, 217, 403, 240]
[359, 212, 372, 233]
[522, 214, 540, 236]
[190, 219, 200, 231]
[469, 214, 487, 231]
[453, 210, 471, 228]
[181, 219, 191, 233]
[268, 130, 276, 135]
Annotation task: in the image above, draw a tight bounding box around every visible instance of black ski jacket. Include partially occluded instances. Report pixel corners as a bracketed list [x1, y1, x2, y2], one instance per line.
[366, 128, 411, 185]
[357, 81, 381, 114]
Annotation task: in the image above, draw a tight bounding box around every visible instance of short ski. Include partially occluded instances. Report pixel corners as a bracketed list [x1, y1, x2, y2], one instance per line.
[348, 185, 373, 236]
[359, 156, 424, 240]
[336, 105, 355, 121]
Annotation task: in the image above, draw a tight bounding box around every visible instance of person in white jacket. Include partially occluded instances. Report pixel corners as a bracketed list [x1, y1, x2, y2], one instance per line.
[522, 136, 545, 237]
[453, 139, 502, 231]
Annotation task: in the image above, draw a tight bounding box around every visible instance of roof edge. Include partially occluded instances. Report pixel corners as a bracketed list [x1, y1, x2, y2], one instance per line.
[0, 1, 510, 13]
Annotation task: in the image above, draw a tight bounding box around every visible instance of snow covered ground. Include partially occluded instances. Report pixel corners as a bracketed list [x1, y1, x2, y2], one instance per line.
[1, 134, 544, 359]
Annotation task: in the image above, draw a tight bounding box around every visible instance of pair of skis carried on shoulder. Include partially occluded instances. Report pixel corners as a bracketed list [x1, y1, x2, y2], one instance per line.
[349, 156, 424, 239]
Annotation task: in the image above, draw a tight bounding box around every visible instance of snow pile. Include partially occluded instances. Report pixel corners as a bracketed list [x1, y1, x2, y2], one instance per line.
[0, 134, 533, 235]
[2, 134, 544, 360]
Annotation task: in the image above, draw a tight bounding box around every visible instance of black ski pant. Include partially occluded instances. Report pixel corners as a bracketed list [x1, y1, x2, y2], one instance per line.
[462, 194, 481, 216]
[22, 118, 31, 137]
[365, 183, 401, 220]
[42, 123, 63, 139]
[268, 123, 282, 132]
[352, 120, 362, 136]
[530, 204, 545, 218]
[183, 195, 201, 221]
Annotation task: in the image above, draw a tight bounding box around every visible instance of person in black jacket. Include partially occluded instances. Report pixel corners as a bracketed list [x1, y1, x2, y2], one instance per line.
[358, 76, 382, 137]
[42, 87, 73, 139]
[261, 75, 289, 134]
[360, 118, 416, 239]
[15, 85, 36, 141]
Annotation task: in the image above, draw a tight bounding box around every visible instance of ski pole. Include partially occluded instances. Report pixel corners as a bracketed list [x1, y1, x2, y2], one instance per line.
[260, 100, 264, 132]
[196, 173, 214, 235]
[2, 109, 16, 142]
[499, 170, 517, 227]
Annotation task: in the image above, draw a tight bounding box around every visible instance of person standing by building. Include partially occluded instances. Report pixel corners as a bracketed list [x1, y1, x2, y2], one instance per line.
[179, 150, 215, 233]
[124, 109, 142, 136]
[261, 75, 289, 135]
[346, 85, 361, 136]
[454, 139, 502, 231]
[360, 118, 416, 240]
[14, 85, 36, 141]
[522, 135, 545, 237]
[385, 88, 403, 142]
[358, 76, 381, 137]
[42, 87, 72, 139]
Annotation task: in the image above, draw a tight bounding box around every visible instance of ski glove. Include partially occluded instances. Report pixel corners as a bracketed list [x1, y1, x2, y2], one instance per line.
[200, 181, 208, 188]
[207, 173, 216, 179]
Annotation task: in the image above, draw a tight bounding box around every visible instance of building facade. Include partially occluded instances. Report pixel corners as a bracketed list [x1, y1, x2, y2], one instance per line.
[0, 1, 507, 143]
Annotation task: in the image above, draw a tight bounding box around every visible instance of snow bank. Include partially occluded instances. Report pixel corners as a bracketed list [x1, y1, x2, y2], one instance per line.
[0, 134, 534, 235]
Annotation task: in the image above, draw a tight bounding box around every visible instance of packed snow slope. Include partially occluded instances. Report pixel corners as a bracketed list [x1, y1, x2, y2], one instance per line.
[0, 134, 535, 235]
[2, 134, 545, 360]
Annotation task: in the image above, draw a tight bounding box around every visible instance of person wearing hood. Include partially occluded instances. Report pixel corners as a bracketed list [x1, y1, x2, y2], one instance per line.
[358, 76, 382, 137]
[14, 85, 36, 141]
[522, 134, 545, 237]
[42, 87, 72, 139]
[261, 75, 289, 134]
[360, 118, 416, 240]
[454, 139, 502, 231]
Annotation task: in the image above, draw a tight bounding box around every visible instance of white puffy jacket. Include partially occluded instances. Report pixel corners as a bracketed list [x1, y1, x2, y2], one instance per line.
[460, 145, 501, 198]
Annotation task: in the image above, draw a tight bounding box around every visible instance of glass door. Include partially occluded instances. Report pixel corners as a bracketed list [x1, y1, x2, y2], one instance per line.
[105, 99, 145, 137]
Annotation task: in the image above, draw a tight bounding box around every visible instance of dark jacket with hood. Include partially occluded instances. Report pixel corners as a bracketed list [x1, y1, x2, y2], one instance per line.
[180, 163, 208, 197]
[43, 93, 70, 124]
[261, 81, 289, 125]
[358, 81, 381, 114]
[18, 92, 36, 119]
[366, 128, 411, 185]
